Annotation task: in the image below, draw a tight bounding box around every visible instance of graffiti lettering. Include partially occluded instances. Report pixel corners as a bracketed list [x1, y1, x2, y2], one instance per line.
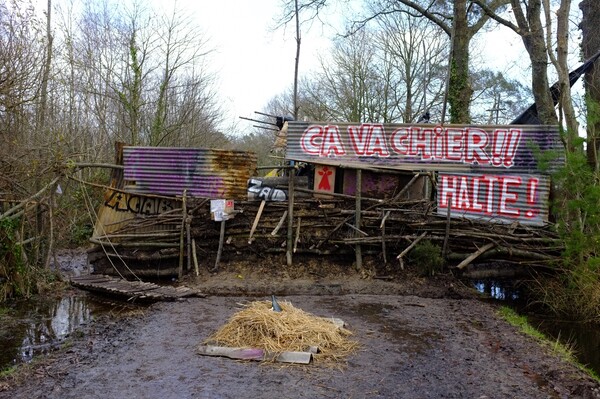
[247, 179, 287, 201]
[104, 190, 175, 215]
[438, 174, 544, 223]
[300, 123, 522, 168]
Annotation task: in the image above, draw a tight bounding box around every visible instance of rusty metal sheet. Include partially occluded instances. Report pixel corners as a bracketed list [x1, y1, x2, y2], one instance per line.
[436, 172, 550, 226]
[122, 147, 257, 199]
[285, 122, 564, 174]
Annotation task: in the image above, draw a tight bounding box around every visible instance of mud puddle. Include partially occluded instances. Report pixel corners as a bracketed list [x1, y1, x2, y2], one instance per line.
[0, 293, 142, 371]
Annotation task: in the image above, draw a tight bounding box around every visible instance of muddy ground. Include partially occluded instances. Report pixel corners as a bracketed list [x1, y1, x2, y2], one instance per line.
[1, 252, 600, 398]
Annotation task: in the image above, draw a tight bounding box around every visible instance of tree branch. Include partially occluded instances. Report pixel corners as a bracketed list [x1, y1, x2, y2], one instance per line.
[470, 0, 522, 34]
[395, 0, 452, 36]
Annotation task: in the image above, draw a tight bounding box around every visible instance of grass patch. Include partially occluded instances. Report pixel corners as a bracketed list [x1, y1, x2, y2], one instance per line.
[498, 306, 600, 382]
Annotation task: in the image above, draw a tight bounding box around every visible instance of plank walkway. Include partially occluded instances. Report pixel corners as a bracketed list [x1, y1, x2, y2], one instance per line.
[70, 275, 200, 302]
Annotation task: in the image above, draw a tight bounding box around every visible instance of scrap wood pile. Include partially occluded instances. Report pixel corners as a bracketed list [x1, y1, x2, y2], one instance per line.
[200, 299, 359, 364]
[190, 196, 562, 266]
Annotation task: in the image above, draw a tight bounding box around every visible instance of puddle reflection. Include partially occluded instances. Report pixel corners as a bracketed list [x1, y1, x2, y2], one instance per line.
[0, 294, 136, 370]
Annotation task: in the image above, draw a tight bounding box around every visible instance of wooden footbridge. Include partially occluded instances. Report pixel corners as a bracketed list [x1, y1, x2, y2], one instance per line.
[70, 275, 201, 302]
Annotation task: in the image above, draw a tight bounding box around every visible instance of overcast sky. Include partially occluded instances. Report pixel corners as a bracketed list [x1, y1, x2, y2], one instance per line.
[37, 0, 583, 135]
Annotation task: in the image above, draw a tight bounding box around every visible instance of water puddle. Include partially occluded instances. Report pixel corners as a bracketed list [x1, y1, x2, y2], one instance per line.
[471, 278, 600, 377]
[0, 293, 139, 371]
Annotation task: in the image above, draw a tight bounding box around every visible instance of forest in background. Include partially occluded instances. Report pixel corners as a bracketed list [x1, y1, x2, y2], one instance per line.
[1, 0, 600, 322]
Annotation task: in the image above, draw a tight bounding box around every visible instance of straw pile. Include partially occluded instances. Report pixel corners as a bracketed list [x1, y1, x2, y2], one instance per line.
[203, 300, 359, 363]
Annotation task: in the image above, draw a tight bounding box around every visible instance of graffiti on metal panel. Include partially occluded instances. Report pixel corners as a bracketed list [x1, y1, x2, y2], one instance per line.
[300, 123, 521, 168]
[437, 173, 545, 223]
[104, 190, 176, 215]
[247, 179, 287, 201]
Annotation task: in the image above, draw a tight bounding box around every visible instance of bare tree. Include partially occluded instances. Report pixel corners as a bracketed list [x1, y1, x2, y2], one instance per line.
[581, 0, 600, 168]
[373, 9, 448, 122]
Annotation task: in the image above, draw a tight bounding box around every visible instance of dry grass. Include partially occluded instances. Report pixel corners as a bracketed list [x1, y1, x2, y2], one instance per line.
[203, 300, 359, 363]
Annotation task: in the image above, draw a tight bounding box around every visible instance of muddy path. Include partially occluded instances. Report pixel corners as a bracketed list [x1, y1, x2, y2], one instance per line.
[1, 287, 599, 399]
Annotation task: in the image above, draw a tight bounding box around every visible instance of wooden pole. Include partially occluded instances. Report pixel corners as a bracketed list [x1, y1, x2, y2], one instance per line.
[442, 200, 452, 258]
[214, 219, 226, 272]
[178, 190, 187, 279]
[293, 217, 301, 253]
[381, 210, 391, 264]
[355, 169, 362, 272]
[192, 238, 199, 277]
[286, 166, 295, 266]
[186, 214, 192, 271]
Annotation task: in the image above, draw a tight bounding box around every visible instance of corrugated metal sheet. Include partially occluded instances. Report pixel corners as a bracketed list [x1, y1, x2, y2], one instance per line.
[285, 122, 564, 174]
[123, 147, 257, 199]
[436, 172, 550, 226]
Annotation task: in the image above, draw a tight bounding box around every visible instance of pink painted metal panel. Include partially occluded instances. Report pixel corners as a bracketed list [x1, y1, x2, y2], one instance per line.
[122, 147, 257, 200]
[436, 172, 550, 226]
[285, 122, 564, 174]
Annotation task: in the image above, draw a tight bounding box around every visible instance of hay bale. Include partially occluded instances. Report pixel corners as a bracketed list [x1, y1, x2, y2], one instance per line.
[203, 300, 359, 363]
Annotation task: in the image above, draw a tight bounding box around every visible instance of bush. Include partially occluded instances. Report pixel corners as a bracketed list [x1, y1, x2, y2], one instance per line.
[528, 149, 600, 322]
[408, 240, 444, 276]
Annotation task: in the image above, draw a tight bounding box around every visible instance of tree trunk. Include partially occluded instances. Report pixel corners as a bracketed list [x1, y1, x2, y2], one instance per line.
[514, 0, 557, 125]
[448, 0, 472, 124]
[581, 0, 600, 169]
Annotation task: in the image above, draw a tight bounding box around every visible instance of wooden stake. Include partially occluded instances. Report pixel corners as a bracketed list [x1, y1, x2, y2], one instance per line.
[192, 238, 199, 277]
[248, 200, 266, 244]
[390, 173, 420, 202]
[455, 242, 496, 270]
[355, 169, 362, 272]
[397, 232, 428, 270]
[381, 210, 391, 264]
[214, 220, 226, 271]
[287, 167, 295, 266]
[178, 190, 187, 279]
[186, 214, 192, 271]
[271, 210, 288, 236]
[442, 200, 452, 258]
[293, 217, 301, 253]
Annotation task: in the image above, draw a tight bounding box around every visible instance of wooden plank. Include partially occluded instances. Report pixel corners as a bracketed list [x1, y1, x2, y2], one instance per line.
[197, 345, 312, 364]
[70, 275, 197, 301]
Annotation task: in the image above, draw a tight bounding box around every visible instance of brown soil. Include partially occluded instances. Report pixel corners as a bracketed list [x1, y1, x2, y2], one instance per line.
[1, 253, 600, 398]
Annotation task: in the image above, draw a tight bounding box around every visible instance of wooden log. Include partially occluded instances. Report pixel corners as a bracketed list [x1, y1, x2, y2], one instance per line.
[0, 176, 60, 220]
[455, 242, 497, 270]
[88, 238, 179, 248]
[397, 232, 428, 270]
[290, 187, 384, 203]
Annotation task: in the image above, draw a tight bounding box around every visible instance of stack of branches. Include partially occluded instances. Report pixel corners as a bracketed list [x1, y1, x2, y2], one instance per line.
[189, 194, 561, 267]
[203, 299, 359, 364]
